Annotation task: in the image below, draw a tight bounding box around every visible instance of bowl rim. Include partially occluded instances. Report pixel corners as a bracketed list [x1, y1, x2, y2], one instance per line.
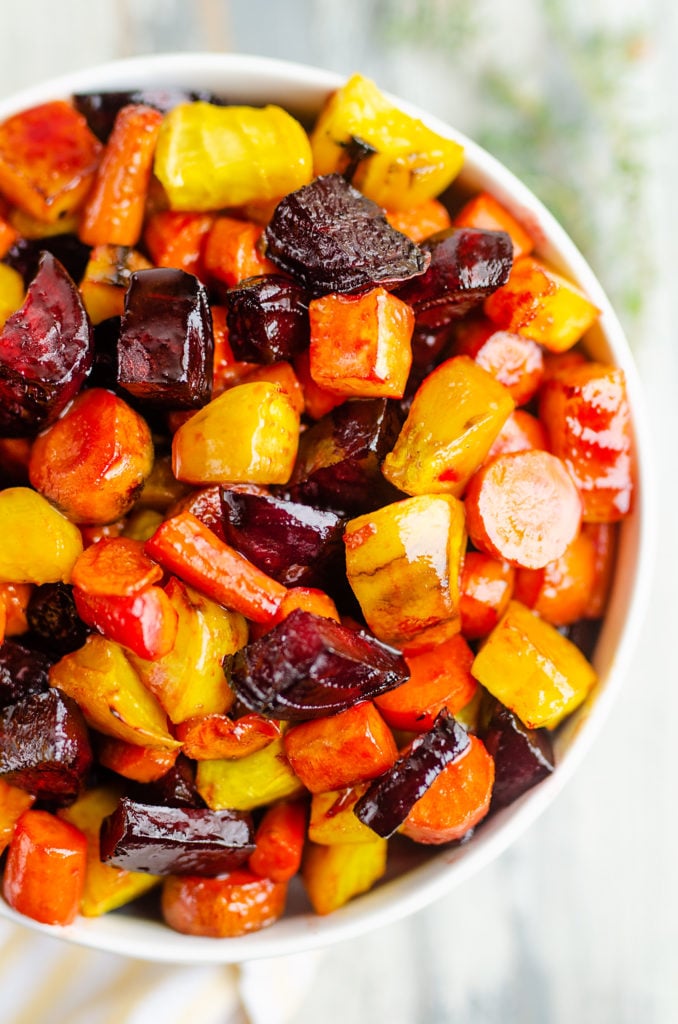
[0, 51, 656, 963]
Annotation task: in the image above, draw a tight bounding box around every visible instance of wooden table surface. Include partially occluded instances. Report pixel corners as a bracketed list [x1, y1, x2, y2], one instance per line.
[0, 3, 675, 1022]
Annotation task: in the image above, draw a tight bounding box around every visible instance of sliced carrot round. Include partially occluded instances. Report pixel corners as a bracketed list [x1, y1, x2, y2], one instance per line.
[465, 449, 582, 570]
[162, 870, 287, 937]
[459, 552, 515, 640]
[71, 536, 163, 597]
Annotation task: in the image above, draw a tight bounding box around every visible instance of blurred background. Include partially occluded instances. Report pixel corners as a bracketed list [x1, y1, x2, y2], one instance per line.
[0, 2, 676, 1022]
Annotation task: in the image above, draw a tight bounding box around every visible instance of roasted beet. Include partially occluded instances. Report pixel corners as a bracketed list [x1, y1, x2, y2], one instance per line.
[73, 88, 224, 142]
[354, 710, 470, 837]
[0, 253, 93, 436]
[0, 640, 51, 710]
[481, 702, 554, 810]
[100, 796, 254, 875]
[396, 228, 513, 328]
[118, 268, 213, 409]
[128, 754, 205, 809]
[285, 398, 403, 514]
[0, 689, 92, 803]
[224, 274, 310, 364]
[230, 608, 409, 720]
[26, 583, 90, 656]
[89, 315, 121, 391]
[3, 234, 91, 287]
[561, 618, 603, 662]
[220, 489, 345, 587]
[171, 486, 227, 541]
[264, 174, 429, 296]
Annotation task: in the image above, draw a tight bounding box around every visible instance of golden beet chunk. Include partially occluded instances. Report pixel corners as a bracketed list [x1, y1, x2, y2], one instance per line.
[302, 837, 387, 915]
[382, 356, 514, 497]
[80, 245, 152, 325]
[344, 493, 466, 651]
[196, 737, 304, 812]
[309, 785, 378, 845]
[0, 487, 83, 584]
[471, 600, 597, 730]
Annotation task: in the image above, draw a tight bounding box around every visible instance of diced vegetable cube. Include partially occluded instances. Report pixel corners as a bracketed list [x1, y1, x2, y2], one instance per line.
[196, 737, 304, 812]
[302, 836, 387, 915]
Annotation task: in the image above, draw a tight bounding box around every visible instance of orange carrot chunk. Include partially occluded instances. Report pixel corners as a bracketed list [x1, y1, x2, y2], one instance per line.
[3, 810, 87, 925]
[459, 552, 515, 640]
[249, 800, 307, 882]
[97, 736, 179, 783]
[203, 216, 275, 288]
[162, 869, 287, 937]
[453, 192, 535, 259]
[0, 214, 18, 258]
[293, 349, 345, 420]
[385, 198, 452, 242]
[486, 409, 548, 460]
[144, 512, 287, 624]
[514, 531, 597, 627]
[73, 585, 178, 661]
[79, 105, 164, 247]
[71, 537, 163, 598]
[144, 210, 215, 278]
[465, 449, 582, 570]
[582, 522, 618, 619]
[401, 735, 494, 844]
[175, 713, 282, 760]
[452, 316, 543, 405]
[0, 582, 32, 636]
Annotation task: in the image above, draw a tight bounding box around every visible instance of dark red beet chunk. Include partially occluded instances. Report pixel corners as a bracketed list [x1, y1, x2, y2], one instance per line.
[0, 689, 92, 804]
[26, 583, 90, 656]
[264, 174, 429, 296]
[127, 754, 205, 810]
[230, 608, 409, 721]
[0, 641, 51, 710]
[224, 274, 310, 364]
[220, 489, 345, 588]
[354, 710, 470, 837]
[285, 398, 403, 514]
[561, 618, 603, 662]
[118, 268, 213, 409]
[0, 252, 93, 436]
[73, 89, 225, 142]
[3, 234, 91, 287]
[100, 796, 254, 875]
[481, 702, 554, 810]
[395, 228, 513, 328]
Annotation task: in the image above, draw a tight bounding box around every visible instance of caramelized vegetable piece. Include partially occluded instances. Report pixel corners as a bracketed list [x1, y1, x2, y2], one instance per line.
[154, 102, 312, 210]
[453, 192, 535, 259]
[344, 494, 466, 651]
[145, 513, 287, 624]
[354, 710, 470, 837]
[0, 780, 34, 853]
[71, 537, 163, 597]
[481, 701, 554, 810]
[49, 635, 179, 749]
[29, 388, 154, 525]
[465, 450, 582, 569]
[73, 585, 179, 661]
[269, 587, 340, 629]
[374, 633, 478, 731]
[230, 609, 409, 720]
[302, 837, 387, 915]
[382, 356, 514, 498]
[203, 217, 275, 288]
[249, 799, 306, 882]
[176, 713, 281, 760]
[118, 268, 213, 410]
[308, 785, 377, 845]
[452, 316, 543, 405]
[58, 785, 159, 916]
[484, 256, 599, 352]
[514, 532, 597, 627]
[97, 736, 179, 783]
[283, 701, 398, 793]
[128, 577, 246, 724]
[309, 287, 414, 398]
[79, 104, 163, 247]
[385, 199, 452, 243]
[460, 552, 515, 640]
[395, 228, 513, 328]
[144, 211, 214, 277]
[0, 488, 83, 584]
[539, 362, 634, 522]
[26, 582, 89, 655]
[197, 737, 303, 812]
[172, 382, 299, 485]
[224, 274, 310, 364]
[486, 409, 548, 459]
[100, 796, 254, 875]
[0, 252, 93, 436]
[220, 489, 345, 588]
[401, 734, 494, 844]
[287, 397, 402, 514]
[0, 640, 51, 709]
[311, 74, 464, 210]
[80, 244, 152, 324]
[3, 809, 87, 925]
[471, 600, 597, 729]
[0, 101, 101, 221]
[129, 754, 204, 809]
[0, 214, 18, 259]
[0, 689, 92, 803]
[162, 869, 287, 937]
[582, 522, 617, 619]
[293, 349, 345, 420]
[264, 174, 429, 296]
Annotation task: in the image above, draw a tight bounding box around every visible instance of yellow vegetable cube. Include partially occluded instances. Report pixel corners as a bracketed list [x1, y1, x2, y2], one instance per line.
[302, 838, 387, 915]
[0, 264, 24, 328]
[80, 244, 152, 325]
[311, 74, 464, 211]
[196, 737, 304, 812]
[382, 356, 514, 497]
[471, 600, 597, 729]
[0, 487, 83, 584]
[172, 381, 300, 485]
[308, 785, 379, 845]
[154, 102, 313, 211]
[344, 493, 466, 651]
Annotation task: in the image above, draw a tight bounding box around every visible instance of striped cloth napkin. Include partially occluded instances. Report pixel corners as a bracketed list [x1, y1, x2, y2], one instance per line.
[0, 918, 323, 1023]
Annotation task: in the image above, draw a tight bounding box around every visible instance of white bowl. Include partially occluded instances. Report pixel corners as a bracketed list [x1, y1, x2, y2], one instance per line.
[0, 53, 655, 963]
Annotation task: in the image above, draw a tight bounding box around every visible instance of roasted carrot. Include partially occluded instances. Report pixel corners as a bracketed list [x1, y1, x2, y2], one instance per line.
[97, 736, 179, 783]
[250, 586, 340, 640]
[144, 512, 287, 624]
[293, 349, 345, 419]
[203, 216, 275, 288]
[465, 450, 582, 570]
[0, 780, 35, 854]
[144, 210, 215, 277]
[459, 552, 515, 640]
[0, 582, 32, 636]
[453, 191, 535, 258]
[175, 713, 282, 760]
[80, 520, 126, 548]
[241, 361, 305, 417]
[0, 213, 18, 258]
[283, 701, 398, 794]
[79, 105, 163, 247]
[401, 735, 494, 844]
[582, 522, 618, 619]
[453, 316, 543, 405]
[375, 634, 477, 732]
[249, 800, 307, 882]
[385, 198, 452, 242]
[515, 531, 597, 627]
[73, 585, 178, 660]
[210, 305, 256, 393]
[3, 810, 88, 925]
[71, 537, 163, 597]
[486, 409, 549, 460]
[162, 870, 287, 937]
